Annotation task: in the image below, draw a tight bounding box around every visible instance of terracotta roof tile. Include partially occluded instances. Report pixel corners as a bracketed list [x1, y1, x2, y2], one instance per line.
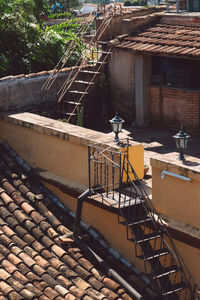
[100, 287, 119, 300]
[115, 23, 200, 58]
[88, 276, 104, 290]
[0, 140, 147, 300]
[64, 294, 76, 300]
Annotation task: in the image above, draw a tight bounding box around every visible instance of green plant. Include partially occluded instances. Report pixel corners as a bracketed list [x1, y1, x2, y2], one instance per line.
[0, 0, 84, 77]
[124, 0, 147, 5]
[48, 12, 73, 19]
[77, 106, 84, 127]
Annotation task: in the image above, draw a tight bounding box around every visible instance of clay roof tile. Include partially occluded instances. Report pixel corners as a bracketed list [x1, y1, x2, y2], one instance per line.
[115, 23, 200, 58]
[0, 141, 145, 300]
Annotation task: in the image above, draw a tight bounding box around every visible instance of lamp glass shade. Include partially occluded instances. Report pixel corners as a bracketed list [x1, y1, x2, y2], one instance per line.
[112, 122, 119, 133]
[173, 127, 190, 149]
[109, 114, 124, 133]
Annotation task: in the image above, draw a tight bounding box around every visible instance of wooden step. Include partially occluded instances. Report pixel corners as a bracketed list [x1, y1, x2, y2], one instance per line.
[137, 248, 169, 261]
[92, 50, 112, 54]
[63, 101, 82, 106]
[68, 90, 89, 95]
[161, 282, 187, 296]
[56, 111, 76, 117]
[80, 70, 100, 75]
[150, 265, 179, 279]
[74, 80, 95, 85]
[132, 232, 162, 244]
[88, 61, 107, 64]
[65, 112, 76, 116]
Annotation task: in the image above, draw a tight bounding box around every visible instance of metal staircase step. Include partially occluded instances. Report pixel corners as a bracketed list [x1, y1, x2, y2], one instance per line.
[137, 248, 169, 261]
[161, 282, 187, 296]
[74, 80, 94, 85]
[80, 70, 100, 74]
[68, 90, 89, 95]
[120, 217, 152, 226]
[119, 198, 145, 208]
[131, 217, 152, 225]
[150, 265, 179, 279]
[133, 232, 162, 244]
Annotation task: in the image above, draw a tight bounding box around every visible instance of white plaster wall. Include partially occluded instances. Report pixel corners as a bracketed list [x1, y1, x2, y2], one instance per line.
[0, 69, 74, 112]
[109, 48, 135, 123]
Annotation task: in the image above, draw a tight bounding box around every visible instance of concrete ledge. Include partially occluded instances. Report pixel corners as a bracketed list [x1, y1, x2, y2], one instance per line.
[151, 157, 200, 180]
[160, 214, 200, 249]
[37, 169, 88, 197]
[0, 112, 144, 187]
[1, 112, 142, 149]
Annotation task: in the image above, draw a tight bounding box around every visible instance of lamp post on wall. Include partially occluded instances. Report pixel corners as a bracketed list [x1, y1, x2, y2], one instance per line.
[173, 126, 190, 161]
[109, 113, 124, 143]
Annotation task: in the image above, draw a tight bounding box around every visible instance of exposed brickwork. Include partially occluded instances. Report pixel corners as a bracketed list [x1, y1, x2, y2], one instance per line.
[150, 86, 200, 134]
[149, 86, 162, 127]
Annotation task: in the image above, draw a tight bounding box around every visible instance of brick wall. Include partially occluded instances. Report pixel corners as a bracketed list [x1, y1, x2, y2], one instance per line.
[150, 86, 200, 135]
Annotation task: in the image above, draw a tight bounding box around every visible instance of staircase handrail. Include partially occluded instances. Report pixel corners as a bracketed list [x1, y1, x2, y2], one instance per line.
[57, 13, 114, 104]
[42, 14, 95, 92]
[123, 157, 199, 298]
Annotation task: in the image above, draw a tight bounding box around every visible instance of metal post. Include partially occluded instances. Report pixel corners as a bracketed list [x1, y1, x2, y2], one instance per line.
[73, 189, 91, 238]
[179, 148, 185, 161]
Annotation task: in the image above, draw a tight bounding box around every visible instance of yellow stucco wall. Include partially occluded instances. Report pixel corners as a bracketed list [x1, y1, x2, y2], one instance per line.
[42, 181, 145, 273]
[173, 239, 200, 286]
[151, 157, 200, 286]
[151, 157, 200, 228]
[123, 145, 144, 181]
[0, 116, 144, 188]
[44, 179, 200, 286]
[0, 120, 89, 186]
[0, 114, 145, 273]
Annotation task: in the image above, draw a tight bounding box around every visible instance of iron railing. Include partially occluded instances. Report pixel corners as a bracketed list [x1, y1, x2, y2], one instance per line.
[88, 141, 200, 300]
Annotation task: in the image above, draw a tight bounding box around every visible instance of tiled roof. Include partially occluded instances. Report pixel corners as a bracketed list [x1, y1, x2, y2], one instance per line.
[114, 23, 200, 58]
[0, 140, 136, 300]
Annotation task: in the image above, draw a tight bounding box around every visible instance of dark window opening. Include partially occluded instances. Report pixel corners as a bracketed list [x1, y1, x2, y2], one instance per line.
[151, 56, 200, 90]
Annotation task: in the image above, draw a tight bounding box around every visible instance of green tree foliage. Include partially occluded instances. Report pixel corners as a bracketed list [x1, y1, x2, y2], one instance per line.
[49, 0, 79, 12]
[0, 0, 83, 77]
[124, 0, 147, 5]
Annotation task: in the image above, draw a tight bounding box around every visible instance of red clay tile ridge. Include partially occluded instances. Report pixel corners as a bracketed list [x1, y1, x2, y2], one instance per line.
[0, 66, 79, 83]
[114, 23, 200, 58]
[0, 139, 154, 300]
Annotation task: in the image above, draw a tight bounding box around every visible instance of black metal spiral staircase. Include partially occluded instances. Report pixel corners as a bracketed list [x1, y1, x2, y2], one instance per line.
[88, 142, 199, 300]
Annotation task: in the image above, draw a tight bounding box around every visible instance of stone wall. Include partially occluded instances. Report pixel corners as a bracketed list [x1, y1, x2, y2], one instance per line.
[0, 67, 76, 112]
[150, 86, 200, 134]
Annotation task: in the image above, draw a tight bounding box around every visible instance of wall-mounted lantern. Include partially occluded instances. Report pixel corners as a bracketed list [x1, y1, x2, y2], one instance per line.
[173, 126, 190, 161]
[109, 113, 124, 142]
